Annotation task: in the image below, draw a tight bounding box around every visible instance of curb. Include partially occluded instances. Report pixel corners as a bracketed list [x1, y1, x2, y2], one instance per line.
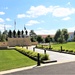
[0, 60, 75, 75]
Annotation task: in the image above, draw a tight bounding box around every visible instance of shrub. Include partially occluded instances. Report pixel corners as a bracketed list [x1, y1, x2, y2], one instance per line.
[15, 47, 49, 61]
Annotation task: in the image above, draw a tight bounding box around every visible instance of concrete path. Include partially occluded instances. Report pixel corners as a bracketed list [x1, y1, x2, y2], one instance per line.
[28, 46, 75, 63]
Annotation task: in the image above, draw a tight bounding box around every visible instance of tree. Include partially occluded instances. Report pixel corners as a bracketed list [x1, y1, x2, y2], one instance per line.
[29, 30, 37, 42]
[25, 30, 28, 36]
[74, 31, 75, 35]
[1, 33, 6, 42]
[45, 35, 51, 43]
[8, 30, 12, 38]
[3, 30, 8, 41]
[0, 31, 2, 41]
[54, 29, 62, 42]
[17, 30, 20, 38]
[57, 34, 64, 43]
[37, 35, 43, 43]
[73, 31, 75, 41]
[13, 30, 16, 38]
[21, 30, 24, 38]
[62, 29, 69, 42]
[29, 30, 36, 37]
[30, 37, 36, 42]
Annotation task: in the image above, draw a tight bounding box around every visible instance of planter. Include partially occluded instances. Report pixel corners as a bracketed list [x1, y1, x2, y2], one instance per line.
[42, 60, 57, 64]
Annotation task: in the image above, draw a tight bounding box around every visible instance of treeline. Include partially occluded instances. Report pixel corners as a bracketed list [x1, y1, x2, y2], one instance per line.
[54, 29, 75, 43]
[8, 30, 28, 38]
[0, 30, 28, 42]
[30, 29, 75, 43]
[0, 29, 75, 43]
[30, 30, 53, 43]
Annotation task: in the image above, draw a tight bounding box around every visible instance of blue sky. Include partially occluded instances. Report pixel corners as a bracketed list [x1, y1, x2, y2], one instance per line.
[0, 0, 75, 35]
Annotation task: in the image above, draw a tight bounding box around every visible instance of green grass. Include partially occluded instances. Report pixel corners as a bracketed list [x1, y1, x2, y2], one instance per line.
[0, 49, 36, 71]
[52, 42, 75, 51]
[37, 42, 75, 52]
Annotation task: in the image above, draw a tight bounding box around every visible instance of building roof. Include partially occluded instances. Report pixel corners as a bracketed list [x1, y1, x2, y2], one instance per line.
[38, 32, 74, 38]
[38, 35, 54, 38]
[68, 32, 74, 35]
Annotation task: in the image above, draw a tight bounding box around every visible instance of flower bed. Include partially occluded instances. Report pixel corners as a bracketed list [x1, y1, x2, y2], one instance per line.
[15, 47, 49, 62]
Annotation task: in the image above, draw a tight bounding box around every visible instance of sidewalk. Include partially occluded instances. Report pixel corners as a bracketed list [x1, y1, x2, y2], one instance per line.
[28, 46, 75, 63]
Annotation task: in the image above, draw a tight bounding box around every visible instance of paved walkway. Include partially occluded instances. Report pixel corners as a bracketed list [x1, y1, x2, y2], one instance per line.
[28, 46, 75, 63]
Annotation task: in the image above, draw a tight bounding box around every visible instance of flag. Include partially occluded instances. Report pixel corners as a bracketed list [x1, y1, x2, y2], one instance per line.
[24, 26, 26, 30]
[14, 20, 16, 25]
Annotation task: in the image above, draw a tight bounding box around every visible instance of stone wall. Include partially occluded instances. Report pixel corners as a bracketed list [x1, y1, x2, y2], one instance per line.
[8, 37, 32, 47]
[0, 42, 8, 47]
[0, 37, 37, 48]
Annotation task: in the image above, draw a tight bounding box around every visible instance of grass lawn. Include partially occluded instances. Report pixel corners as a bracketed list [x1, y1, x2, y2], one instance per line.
[52, 42, 75, 51]
[0, 49, 36, 71]
[37, 42, 75, 52]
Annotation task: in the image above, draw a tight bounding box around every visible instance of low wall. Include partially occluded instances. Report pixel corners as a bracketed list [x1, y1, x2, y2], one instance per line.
[8, 37, 32, 47]
[0, 38, 37, 48]
[0, 42, 8, 47]
[31, 42, 38, 45]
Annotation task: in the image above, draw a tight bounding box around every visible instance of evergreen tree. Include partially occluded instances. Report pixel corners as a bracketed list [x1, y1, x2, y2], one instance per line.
[45, 35, 51, 43]
[54, 29, 62, 42]
[8, 30, 12, 38]
[29, 30, 37, 42]
[37, 35, 43, 43]
[73, 31, 75, 41]
[17, 30, 20, 38]
[13, 30, 16, 38]
[62, 29, 69, 42]
[21, 30, 24, 38]
[0, 31, 1, 41]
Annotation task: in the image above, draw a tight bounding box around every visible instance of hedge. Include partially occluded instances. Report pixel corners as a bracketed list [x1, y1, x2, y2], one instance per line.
[15, 47, 49, 62]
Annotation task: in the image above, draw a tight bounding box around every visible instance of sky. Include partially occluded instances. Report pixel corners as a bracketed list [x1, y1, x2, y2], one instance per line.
[0, 0, 75, 35]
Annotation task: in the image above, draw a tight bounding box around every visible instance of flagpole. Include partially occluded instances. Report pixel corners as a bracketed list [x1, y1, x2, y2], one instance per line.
[24, 25, 26, 30]
[14, 20, 16, 31]
[4, 24, 6, 31]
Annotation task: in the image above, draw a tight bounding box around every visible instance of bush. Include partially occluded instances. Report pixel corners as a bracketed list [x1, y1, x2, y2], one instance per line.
[15, 47, 49, 61]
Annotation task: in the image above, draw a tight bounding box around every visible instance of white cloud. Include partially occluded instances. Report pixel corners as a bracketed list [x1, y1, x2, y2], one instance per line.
[68, 26, 75, 32]
[25, 20, 40, 26]
[62, 17, 71, 21]
[0, 12, 5, 15]
[17, 5, 59, 18]
[0, 18, 4, 23]
[6, 18, 11, 21]
[17, 5, 75, 19]
[35, 26, 75, 35]
[5, 25, 12, 28]
[25, 5, 75, 18]
[26, 5, 51, 18]
[17, 14, 26, 18]
[0, 24, 12, 31]
[52, 7, 75, 17]
[35, 28, 56, 35]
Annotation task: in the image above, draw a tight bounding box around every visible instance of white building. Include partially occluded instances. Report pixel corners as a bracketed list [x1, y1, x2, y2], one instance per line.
[68, 32, 74, 41]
